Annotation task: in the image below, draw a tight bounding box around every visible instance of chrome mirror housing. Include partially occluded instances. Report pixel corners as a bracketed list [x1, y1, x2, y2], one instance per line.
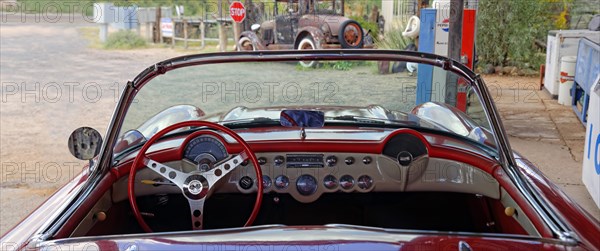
[68, 127, 103, 160]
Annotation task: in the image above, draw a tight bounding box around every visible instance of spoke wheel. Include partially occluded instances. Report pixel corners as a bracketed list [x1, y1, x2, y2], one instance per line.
[339, 20, 364, 49]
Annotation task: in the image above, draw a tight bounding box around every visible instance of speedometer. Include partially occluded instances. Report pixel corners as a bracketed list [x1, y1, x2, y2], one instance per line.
[183, 135, 228, 171]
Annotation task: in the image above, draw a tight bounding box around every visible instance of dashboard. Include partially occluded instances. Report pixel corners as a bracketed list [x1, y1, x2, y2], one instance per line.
[113, 129, 500, 203]
[176, 131, 430, 203]
[114, 128, 500, 204]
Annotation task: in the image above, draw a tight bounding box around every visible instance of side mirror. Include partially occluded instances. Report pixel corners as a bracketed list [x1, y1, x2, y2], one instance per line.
[251, 24, 261, 31]
[68, 127, 103, 160]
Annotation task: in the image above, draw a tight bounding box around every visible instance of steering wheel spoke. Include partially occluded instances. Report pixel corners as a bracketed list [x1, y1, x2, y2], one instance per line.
[144, 157, 187, 187]
[187, 198, 205, 230]
[202, 151, 248, 186]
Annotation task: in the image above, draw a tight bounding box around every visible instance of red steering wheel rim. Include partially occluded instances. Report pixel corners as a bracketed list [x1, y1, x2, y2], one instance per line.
[128, 120, 263, 233]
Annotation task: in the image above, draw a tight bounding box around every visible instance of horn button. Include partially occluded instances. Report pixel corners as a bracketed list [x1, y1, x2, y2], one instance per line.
[183, 174, 209, 200]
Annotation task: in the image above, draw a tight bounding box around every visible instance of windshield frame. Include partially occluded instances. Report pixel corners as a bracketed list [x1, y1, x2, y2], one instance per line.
[39, 50, 575, 244]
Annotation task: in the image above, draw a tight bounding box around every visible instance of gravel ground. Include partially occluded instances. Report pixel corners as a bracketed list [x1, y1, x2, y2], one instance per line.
[1, 19, 598, 236]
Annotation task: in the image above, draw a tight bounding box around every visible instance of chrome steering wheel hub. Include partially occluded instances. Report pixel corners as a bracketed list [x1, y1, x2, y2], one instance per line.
[183, 174, 209, 200]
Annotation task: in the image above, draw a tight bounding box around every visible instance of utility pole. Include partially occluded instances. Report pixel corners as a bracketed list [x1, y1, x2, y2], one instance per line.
[445, 0, 464, 106]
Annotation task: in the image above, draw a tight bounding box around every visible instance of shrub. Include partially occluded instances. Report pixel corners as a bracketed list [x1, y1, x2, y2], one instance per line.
[350, 16, 379, 41]
[476, 0, 553, 69]
[376, 21, 413, 50]
[104, 30, 147, 49]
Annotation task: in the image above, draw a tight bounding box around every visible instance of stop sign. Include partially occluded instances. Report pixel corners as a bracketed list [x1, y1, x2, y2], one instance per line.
[229, 1, 246, 23]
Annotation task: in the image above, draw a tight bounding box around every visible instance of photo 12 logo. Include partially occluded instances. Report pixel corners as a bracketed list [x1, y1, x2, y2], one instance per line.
[0, 1, 138, 24]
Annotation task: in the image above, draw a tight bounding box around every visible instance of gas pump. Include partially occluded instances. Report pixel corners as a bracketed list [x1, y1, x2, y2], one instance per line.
[416, 0, 477, 112]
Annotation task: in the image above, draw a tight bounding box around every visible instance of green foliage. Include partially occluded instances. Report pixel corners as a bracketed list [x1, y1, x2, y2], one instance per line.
[477, 0, 553, 69]
[296, 60, 373, 71]
[376, 22, 413, 50]
[104, 30, 147, 49]
[350, 15, 379, 41]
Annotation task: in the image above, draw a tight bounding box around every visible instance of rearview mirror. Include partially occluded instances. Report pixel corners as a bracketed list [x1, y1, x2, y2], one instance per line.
[251, 24, 261, 31]
[280, 110, 325, 128]
[68, 127, 103, 160]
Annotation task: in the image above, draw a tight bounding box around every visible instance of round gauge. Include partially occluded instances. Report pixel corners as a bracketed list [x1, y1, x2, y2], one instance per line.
[183, 135, 228, 168]
[339, 175, 355, 190]
[274, 175, 290, 190]
[262, 175, 272, 190]
[323, 175, 338, 189]
[357, 175, 374, 190]
[296, 175, 318, 196]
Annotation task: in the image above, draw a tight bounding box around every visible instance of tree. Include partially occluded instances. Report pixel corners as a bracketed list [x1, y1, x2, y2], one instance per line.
[476, 0, 553, 68]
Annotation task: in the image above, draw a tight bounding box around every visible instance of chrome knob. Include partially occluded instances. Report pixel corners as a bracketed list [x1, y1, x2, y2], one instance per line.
[274, 155, 284, 166]
[326, 155, 337, 167]
[345, 156, 355, 165]
[362, 156, 372, 165]
[258, 157, 267, 165]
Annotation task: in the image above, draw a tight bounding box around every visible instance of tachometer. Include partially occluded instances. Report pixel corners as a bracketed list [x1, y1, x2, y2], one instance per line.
[183, 135, 228, 171]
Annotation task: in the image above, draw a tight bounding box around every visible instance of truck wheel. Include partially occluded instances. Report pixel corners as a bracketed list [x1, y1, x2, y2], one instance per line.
[297, 36, 317, 68]
[238, 37, 255, 51]
[339, 20, 364, 49]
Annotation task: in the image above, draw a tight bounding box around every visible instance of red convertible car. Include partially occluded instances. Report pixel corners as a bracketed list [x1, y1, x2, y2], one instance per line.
[1, 50, 599, 250]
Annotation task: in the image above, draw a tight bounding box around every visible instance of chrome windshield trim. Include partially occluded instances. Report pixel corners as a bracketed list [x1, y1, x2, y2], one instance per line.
[37, 50, 573, 244]
[39, 224, 575, 247]
[475, 75, 575, 243]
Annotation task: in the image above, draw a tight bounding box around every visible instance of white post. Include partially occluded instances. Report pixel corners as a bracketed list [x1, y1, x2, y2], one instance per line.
[99, 23, 108, 42]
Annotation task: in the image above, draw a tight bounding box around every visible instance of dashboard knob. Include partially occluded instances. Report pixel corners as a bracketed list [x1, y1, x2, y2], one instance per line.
[239, 176, 254, 190]
[274, 155, 285, 166]
[296, 175, 318, 196]
[344, 157, 355, 165]
[258, 157, 267, 165]
[323, 175, 338, 189]
[326, 155, 337, 167]
[362, 156, 372, 165]
[339, 175, 355, 190]
[274, 175, 289, 190]
[357, 175, 374, 190]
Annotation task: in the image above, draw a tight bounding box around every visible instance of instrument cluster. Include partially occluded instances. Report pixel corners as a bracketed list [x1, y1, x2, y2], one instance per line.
[231, 152, 399, 203]
[178, 131, 430, 203]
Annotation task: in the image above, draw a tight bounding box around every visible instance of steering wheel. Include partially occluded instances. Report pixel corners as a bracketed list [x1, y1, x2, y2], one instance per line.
[128, 121, 263, 232]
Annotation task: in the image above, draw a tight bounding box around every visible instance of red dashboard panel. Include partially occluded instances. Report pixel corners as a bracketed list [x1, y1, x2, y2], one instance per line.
[54, 128, 552, 239]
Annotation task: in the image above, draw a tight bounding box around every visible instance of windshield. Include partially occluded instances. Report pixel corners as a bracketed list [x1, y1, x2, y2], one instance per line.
[118, 58, 496, 155]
